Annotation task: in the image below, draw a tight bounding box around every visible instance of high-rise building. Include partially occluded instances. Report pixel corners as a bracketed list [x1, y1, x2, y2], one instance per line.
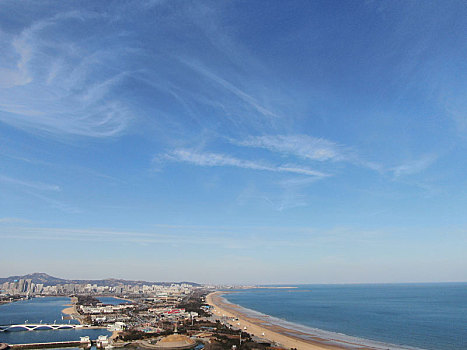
[25, 279, 33, 293]
[35, 283, 44, 293]
[18, 279, 26, 293]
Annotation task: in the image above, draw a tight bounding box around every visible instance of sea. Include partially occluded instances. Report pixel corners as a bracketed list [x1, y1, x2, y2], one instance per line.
[0, 296, 114, 345]
[223, 283, 467, 350]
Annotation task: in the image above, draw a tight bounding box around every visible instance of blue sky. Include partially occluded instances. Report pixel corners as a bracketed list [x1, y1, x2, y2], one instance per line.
[1, 0, 466, 284]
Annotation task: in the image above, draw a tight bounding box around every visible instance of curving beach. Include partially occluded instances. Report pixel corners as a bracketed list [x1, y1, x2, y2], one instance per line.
[61, 297, 83, 324]
[61, 305, 75, 315]
[206, 291, 378, 350]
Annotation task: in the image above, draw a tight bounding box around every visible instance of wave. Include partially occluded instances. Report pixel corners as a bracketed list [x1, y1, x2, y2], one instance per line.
[220, 293, 426, 350]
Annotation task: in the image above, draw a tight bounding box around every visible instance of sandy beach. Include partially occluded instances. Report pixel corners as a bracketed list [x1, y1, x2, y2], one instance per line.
[61, 297, 83, 324]
[206, 292, 376, 350]
[61, 305, 75, 315]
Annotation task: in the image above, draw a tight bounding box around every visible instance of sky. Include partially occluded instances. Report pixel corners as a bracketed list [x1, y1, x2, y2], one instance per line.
[0, 0, 466, 284]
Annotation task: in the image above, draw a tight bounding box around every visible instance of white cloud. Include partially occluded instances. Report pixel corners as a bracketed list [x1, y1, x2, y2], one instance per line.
[0, 11, 132, 138]
[162, 149, 328, 177]
[234, 135, 347, 161]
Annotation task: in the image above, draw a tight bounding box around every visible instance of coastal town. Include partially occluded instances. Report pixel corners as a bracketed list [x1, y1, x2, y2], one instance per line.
[1, 0, 464, 348]
[1, 274, 460, 350]
[1, 274, 426, 350]
[0, 276, 199, 299]
[0, 275, 287, 350]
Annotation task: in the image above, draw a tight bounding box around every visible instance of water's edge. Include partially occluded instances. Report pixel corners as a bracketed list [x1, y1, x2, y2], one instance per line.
[221, 290, 424, 350]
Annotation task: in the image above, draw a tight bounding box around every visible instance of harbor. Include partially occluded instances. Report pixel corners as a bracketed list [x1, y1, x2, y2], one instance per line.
[0, 297, 112, 347]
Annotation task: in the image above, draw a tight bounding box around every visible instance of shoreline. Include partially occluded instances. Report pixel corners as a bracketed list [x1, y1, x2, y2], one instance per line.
[61, 297, 83, 324]
[206, 291, 385, 350]
[61, 296, 132, 326]
[108, 296, 133, 303]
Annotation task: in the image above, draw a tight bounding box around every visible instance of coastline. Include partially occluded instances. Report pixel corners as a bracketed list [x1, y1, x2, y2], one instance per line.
[108, 296, 133, 303]
[206, 291, 382, 350]
[61, 297, 82, 324]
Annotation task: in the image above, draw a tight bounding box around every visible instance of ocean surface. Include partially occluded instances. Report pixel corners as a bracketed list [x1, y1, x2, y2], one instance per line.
[0, 296, 113, 344]
[224, 283, 467, 350]
[97, 296, 131, 305]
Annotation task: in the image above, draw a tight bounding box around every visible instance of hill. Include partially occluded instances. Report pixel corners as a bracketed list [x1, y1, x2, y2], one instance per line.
[0, 272, 200, 287]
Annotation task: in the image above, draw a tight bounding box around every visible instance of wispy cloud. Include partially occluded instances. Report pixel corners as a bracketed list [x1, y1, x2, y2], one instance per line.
[0, 11, 132, 138]
[0, 174, 60, 191]
[0, 224, 388, 248]
[0, 226, 250, 247]
[24, 190, 81, 214]
[0, 172, 80, 213]
[0, 217, 30, 224]
[234, 135, 347, 161]
[179, 59, 279, 119]
[161, 149, 328, 177]
[392, 154, 438, 177]
[232, 134, 387, 173]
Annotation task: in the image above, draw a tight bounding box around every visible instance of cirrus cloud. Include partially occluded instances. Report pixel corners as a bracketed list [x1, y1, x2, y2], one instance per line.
[160, 148, 328, 178]
[0, 11, 133, 138]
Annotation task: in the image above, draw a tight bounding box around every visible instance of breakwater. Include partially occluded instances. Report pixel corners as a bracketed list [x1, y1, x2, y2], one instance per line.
[9, 341, 82, 349]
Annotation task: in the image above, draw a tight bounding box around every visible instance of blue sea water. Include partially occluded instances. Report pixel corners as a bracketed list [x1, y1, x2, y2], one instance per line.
[97, 297, 131, 305]
[0, 297, 111, 344]
[224, 283, 467, 350]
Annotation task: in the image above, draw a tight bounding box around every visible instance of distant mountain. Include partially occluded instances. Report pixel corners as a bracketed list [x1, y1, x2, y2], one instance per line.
[0, 273, 67, 286]
[0, 272, 200, 287]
